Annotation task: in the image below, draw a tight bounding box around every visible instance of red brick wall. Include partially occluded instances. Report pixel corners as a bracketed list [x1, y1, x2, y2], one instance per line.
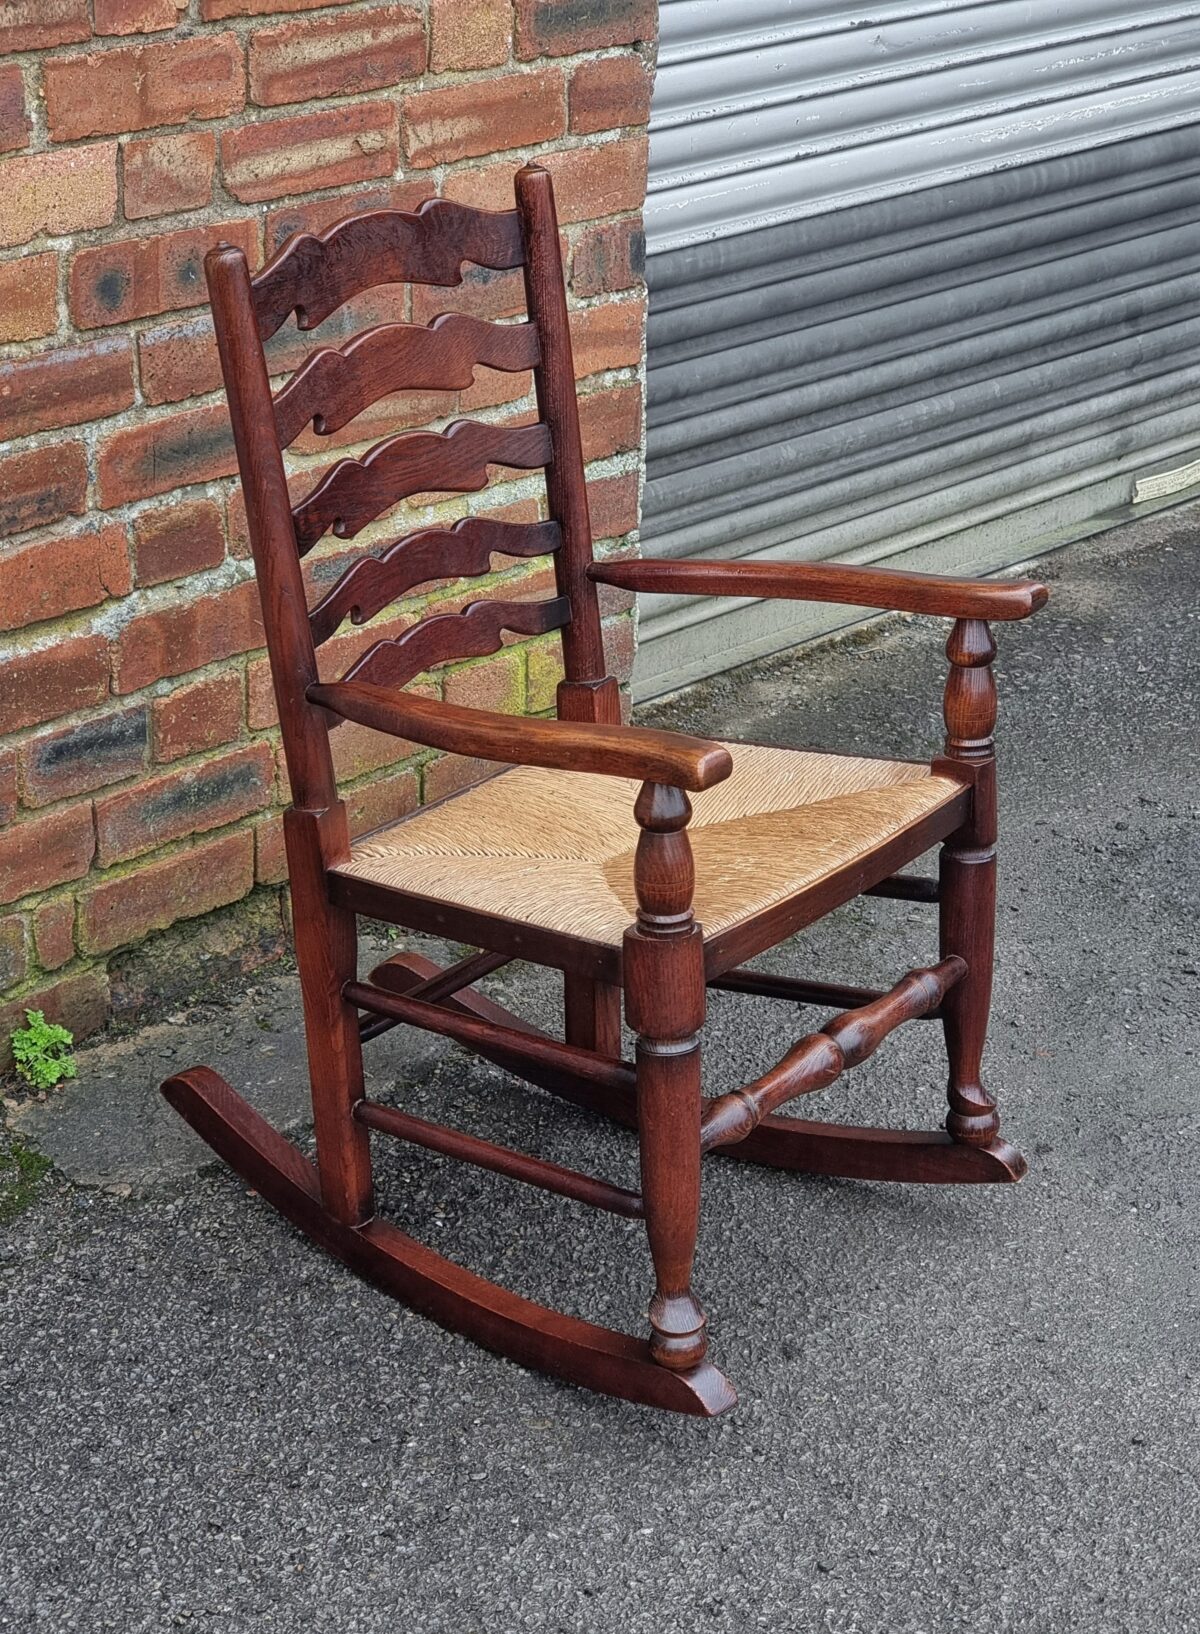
[0, 0, 656, 1062]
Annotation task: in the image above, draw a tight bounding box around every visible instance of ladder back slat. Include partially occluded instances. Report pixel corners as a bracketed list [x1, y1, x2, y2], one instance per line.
[251, 202, 527, 341]
[309, 517, 562, 646]
[291, 419, 554, 553]
[273, 316, 542, 449]
[343, 596, 571, 690]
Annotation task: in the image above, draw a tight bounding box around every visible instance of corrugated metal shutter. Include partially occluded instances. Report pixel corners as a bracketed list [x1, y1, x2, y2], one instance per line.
[639, 2, 1200, 696]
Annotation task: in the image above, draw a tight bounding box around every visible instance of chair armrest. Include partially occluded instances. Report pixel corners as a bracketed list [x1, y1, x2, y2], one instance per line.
[587, 558, 1049, 622]
[308, 681, 733, 793]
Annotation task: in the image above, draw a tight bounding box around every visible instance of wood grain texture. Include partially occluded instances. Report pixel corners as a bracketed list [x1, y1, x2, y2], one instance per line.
[273, 316, 541, 449]
[339, 595, 570, 690]
[251, 200, 526, 340]
[308, 517, 561, 646]
[587, 557, 1050, 621]
[291, 420, 553, 552]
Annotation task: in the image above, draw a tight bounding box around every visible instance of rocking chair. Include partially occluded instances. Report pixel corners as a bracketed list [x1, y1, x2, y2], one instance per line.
[163, 165, 1049, 1416]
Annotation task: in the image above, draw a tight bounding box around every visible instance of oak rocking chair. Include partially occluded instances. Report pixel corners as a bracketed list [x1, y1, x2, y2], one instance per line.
[163, 165, 1049, 1416]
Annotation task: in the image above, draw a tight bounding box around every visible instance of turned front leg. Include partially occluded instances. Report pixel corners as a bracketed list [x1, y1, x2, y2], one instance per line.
[624, 782, 708, 1372]
[939, 618, 1001, 1146]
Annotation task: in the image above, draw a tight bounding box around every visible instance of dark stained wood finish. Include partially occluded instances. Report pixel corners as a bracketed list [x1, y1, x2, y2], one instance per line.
[341, 595, 571, 690]
[291, 420, 553, 551]
[274, 315, 541, 448]
[251, 200, 526, 340]
[863, 873, 940, 903]
[587, 557, 1050, 621]
[308, 517, 561, 645]
[720, 1120, 1028, 1183]
[709, 967, 942, 1016]
[357, 948, 509, 1041]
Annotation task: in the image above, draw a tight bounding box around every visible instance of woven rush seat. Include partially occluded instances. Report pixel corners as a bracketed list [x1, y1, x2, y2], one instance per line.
[334, 743, 962, 946]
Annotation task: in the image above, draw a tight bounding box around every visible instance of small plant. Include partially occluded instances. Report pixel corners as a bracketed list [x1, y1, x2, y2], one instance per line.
[10, 1009, 77, 1092]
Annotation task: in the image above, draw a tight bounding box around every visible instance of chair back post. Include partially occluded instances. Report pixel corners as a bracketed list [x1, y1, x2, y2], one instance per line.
[206, 244, 340, 823]
[515, 164, 620, 727]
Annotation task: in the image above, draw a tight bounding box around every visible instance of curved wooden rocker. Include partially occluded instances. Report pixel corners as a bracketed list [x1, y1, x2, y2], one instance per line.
[164, 167, 1049, 1416]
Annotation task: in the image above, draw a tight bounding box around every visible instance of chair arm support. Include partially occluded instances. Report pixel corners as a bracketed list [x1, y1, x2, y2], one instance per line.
[307, 681, 734, 792]
[587, 557, 1049, 622]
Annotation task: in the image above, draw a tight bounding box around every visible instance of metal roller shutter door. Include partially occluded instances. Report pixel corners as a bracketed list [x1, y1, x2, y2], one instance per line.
[639, 2, 1200, 696]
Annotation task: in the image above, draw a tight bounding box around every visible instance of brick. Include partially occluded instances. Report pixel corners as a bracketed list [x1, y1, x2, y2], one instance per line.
[113, 580, 264, 693]
[69, 217, 256, 330]
[0, 2, 91, 54]
[20, 707, 148, 808]
[540, 137, 648, 224]
[422, 752, 503, 804]
[329, 720, 419, 784]
[133, 498, 226, 587]
[95, 742, 274, 865]
[202, 0, 357, 16]
[602, 609, 635, 683]
[516, 0, 655, 58]
[404, 68, 565, 168]
[95, 0, 186, 33]
[0, 337, 134, 442]
[0, 522, 131, 634]
[122, 131, 216, 221]
[136, 315, 220, 406]
[98, 401, 237, 507]
[578, 381, 642, 463]
[0, 444, 88, 538]
[0, 254, 57, 344]
[5, 636, 110, 736]
[0, 805, 95, 908]
[265, 179, 431, 253]
[525, 635, 564, 713]
[570, 296, 644, 379]
[0, 916, 29, 990]
[571, 217, 644, 297]
[411, 262, 525, 324]
[250, 7, 424, 107]
[44, 34, 243, 143]
[221, 102, 399, 205]
[587, 470, 639, 540]
[343, 766, 419, 838]
[430, 0, 510, 72]
[33, 899, 76, 973]
[254, 812, 287, 885]
[0, 971, 110, 1070]
[0, 759, 17, 826]
[0, 66, 29, 155]
[443, 647, 525, 713]
[0, 145, 118, 250]
[569, 54, 653, 135]
[80, 829, 254, 955]
[153, 672, 243, 762]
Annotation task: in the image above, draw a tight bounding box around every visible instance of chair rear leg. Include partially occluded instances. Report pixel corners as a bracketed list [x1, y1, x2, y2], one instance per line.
[285, 806, 374, 1226]
[563, 975, 622, 1055]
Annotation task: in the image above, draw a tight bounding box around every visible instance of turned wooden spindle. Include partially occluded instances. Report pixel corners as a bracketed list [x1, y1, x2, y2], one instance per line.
[623, 782, 709, 1372]
[939, 618, 1001, 1146]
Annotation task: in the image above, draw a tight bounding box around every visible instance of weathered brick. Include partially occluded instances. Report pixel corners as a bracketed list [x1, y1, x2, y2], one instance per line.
[0, 444, 88, 538]
[264, 179, 431, 253]
[569, 53, 652, 134]
[5, 636, 110, 736]
[0, 338, 134, 442]
[0, 758, 18, 826]
[80, 829, 255, 955]
[250, 7, 424, 107]
[329, 720, 419, 784]
[69, 217, 256, 330]
[203, 0, 358, 17]
[0, 66, 29, 154]
[430, 0, 510, 72]
[0, 145, 118, 250]
[578, 380, 642, 463]
[122, 131, 216, 221]
[0, 916, 28, 991]
[404, 68, 565, 168]
[0, 2, 91, 54]
[132, 498, 226, 587]
[344, 765, 419, 838]
[33, 898, 76, 972]
[443, 647, 525, 713]
[95, 0, 186, 33]
[525, 634, 564, 713]
[95, 742, 274, 865]
[587, 470, 639, 541]
[20, 706, 148, 807]
[98, 401, 237, 507]
[113, 580, 264, 694]
[0, 805, 95, 908]
[571, 217, 644, 297]
[136, 315, 219, 406]
[516, 0, 655, 58]
[153, 671, 243, 762]
[221, 102, 399, 205]
[44, 34, 243, 143]
[411, 262, 525, 324]
[540, 137, 649, 224]
[0, 522, 131, 634]
[254, 812, 287, 885]
[0, 971, 110, 1070]
[422, 751, 503, 804]
[0, 254, 58, 344]
[570, 296, 644, 379]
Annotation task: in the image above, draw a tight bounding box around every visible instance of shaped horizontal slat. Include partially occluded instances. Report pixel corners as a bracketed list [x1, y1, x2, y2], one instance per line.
[252, 201, 527, 340]
[291, 420, 554, 552]
[309, 517, 562, 645]
[273, 316, 542, 449]
[342, 595, 571, 690]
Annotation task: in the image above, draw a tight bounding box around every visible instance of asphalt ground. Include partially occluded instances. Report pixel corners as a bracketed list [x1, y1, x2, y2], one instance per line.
[2, 514, 1198, 1632]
